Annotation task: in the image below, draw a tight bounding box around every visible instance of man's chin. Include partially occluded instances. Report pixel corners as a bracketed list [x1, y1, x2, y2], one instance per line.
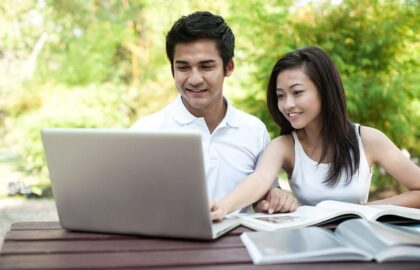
[180, 97, 208, 111]
[181, 95, 207, 107]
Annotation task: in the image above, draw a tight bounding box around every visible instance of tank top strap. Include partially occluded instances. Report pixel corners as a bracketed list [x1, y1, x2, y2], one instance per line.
[353, 123, 362, 144]
[291, 131, 300, 149]
[291, 131, 305, 157]
[354, 123, 359, 134]
[291, 131, 298, 142]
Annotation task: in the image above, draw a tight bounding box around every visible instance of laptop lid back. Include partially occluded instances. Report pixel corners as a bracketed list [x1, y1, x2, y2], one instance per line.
[41, 128, 214, 240]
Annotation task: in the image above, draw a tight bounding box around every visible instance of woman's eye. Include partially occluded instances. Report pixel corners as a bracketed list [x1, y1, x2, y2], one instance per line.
[294, 90, 303, 95]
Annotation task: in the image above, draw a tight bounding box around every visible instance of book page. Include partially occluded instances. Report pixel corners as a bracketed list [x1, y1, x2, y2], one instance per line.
[316, 200, 384, 220]
[396, 223, 420, 234]
[335, 219, 420, 262]
[369, 222, 420, 246]
[317, 201, 420, 223]
[236, 204, 361, 231]
[372, 222, 420, 262]
[241, 227, 371, 264]
[335, 219, 383, 255]
[369, 204, 420, 223]
[375, 246, 420, 262]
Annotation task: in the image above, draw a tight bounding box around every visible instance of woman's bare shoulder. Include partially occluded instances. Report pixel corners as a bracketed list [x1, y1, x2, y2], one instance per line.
[271, 134, 295, 170]
[359, 125, 389, 148]
[272, 134, 294, 147]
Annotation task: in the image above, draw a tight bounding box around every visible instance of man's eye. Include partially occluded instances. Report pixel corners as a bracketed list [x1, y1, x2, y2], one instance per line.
[202, 65, 214, 70]
[176, 66, 189, 71]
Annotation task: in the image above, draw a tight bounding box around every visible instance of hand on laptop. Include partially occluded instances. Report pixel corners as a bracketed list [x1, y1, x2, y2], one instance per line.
[254, 188, 298, 214]
[209, 198, 226, 221]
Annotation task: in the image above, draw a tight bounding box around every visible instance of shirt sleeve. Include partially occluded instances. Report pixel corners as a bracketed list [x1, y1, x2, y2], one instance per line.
[131, 111, 165, 130]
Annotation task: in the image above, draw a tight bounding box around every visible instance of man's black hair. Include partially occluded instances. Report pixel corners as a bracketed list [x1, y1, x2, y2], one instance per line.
[166, 11, 235, 75]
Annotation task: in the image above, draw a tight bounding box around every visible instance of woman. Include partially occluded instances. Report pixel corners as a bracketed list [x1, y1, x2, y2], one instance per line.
[211, 46, 420, 220]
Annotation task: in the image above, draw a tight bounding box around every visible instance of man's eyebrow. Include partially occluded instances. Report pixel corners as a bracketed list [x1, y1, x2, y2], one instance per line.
[174, 60, 216, 65]
[174, 60, 189, 65]
[199, 60, 216, 64]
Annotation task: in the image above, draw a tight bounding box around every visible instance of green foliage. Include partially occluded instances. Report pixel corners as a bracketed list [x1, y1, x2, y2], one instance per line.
[228, 0, 294, 136]
[288, 0, 420, 190]
[38, 1, 141, 85]
[49, 22, 133, 85]
[4, 83, 132, 179]
[0, 0, 418, 195]
[289, 0, 419, 152]
[232, 0, 419, 191]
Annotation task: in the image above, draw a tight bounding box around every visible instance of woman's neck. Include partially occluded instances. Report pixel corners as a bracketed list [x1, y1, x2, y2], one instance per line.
[297, 124, 332, 163]
[299, 124, 322, 146]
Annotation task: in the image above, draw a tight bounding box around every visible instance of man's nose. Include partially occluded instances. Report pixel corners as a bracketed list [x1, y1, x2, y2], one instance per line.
[188, 68, 203, 85]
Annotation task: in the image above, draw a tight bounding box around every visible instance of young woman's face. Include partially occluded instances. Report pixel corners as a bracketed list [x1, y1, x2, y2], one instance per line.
[276, 68, 322, 130]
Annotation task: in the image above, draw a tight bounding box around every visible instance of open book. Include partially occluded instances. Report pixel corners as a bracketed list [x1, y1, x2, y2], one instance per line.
[234, 200, 420, 231]
[240, 219, 420, 264]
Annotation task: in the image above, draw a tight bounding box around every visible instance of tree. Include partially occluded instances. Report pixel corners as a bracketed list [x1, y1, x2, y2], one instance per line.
[234, 0, 419, 191]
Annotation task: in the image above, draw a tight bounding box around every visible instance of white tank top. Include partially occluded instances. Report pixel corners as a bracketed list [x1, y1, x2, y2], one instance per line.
[289, 124, 372, 206]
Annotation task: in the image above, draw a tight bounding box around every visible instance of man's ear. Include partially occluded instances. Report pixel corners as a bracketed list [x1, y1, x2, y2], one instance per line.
[225, 59, 235, 77]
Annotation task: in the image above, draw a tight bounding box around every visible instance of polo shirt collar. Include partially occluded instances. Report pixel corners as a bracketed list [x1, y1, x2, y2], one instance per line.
[222, 97, 240, 128]
[170, 95, 240, 128]
[170, 95, 197, 125]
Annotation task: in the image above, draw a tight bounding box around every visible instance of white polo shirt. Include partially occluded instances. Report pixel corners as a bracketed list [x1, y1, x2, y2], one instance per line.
[132, 95, 272, 206]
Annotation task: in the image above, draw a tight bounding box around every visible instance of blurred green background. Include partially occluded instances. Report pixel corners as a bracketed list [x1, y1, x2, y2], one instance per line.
[0, 0, 418, 198]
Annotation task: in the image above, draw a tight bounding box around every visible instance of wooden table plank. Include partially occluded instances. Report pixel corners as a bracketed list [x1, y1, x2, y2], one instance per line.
[1, 252, 420, 270]
[2, 222, 420, 270]
[150, 264, 420, 270]
[1, 236, 243, 254]
[3, 229, 243, 242]
[0, 247, 250, 269]
[3, 229, 135, 241]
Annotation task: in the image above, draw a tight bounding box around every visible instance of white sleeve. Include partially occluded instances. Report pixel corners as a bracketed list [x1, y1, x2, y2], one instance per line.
[131, 111, 165, 130]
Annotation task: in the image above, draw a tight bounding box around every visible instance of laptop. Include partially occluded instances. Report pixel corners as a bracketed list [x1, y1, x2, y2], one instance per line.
[41, 128, 240, 240]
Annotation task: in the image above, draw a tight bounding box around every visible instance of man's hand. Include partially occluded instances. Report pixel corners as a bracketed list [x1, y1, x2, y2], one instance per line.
[254, 188, 298, 214]
[209, 198, 225, 221]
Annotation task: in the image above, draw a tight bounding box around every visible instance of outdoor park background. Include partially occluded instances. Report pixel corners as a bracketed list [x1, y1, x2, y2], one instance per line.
[0, 0, 419, 201]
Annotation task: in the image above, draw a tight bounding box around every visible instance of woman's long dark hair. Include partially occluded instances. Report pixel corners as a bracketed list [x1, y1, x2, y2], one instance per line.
[267, 46, 359, 186]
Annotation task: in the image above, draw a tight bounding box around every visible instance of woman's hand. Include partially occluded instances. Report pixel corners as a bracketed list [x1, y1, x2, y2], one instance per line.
[254, 188, 298, 214]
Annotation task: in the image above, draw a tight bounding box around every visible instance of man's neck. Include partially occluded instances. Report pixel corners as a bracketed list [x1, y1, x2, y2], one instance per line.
[181, 96, 227, 134]
[203, 99, 227, 134]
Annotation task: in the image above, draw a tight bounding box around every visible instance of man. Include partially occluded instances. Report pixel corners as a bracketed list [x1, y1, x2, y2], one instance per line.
[132, 11, 294, 214]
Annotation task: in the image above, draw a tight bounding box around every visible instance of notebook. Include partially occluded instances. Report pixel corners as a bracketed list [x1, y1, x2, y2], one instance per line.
[41, 128, 240, 240]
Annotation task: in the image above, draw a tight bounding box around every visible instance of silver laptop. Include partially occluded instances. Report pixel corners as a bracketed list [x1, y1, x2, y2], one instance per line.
[41, 128, 240, 240]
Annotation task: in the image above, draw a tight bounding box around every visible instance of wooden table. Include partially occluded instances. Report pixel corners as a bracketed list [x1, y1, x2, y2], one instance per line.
[0, 221, 419, 270]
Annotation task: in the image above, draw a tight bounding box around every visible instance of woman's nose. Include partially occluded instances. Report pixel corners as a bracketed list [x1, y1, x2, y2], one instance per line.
[284, 96, 295, 109]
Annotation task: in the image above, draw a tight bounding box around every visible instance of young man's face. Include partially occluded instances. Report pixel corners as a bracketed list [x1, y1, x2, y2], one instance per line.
[173, 39, 234, 117]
